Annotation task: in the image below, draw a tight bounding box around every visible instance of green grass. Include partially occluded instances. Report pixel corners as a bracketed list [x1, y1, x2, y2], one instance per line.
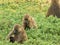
[0, 1, 60, 45]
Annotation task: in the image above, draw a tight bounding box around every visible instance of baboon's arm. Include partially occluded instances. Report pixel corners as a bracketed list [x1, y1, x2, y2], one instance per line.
[6, 29, 14, 40]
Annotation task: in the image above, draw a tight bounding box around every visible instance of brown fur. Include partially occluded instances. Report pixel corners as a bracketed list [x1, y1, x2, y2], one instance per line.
[6, 24, 28, 43]
[22, 14, 37, 29]
[46, 0, 60, 18]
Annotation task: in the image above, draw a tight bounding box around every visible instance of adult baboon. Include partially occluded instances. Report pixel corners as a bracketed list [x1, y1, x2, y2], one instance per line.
[46, 0, 60, 18]
[22, 14, 37, 29]
[6, 24, 28, 43]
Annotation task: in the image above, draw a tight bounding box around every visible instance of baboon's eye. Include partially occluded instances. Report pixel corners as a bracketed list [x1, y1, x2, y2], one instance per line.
[14, 30, 18, 35]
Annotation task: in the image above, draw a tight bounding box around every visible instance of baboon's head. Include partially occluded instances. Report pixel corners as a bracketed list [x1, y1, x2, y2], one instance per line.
[23, 14, 31, 29]
[13, 29, 19, 35]
[24, 19, 29, 26]
[13, 24, 21, 35]
[24, 14, 30, 19]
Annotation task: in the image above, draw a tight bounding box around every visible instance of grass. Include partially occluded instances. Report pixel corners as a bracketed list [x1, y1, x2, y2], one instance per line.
[0, 0, 60, 45]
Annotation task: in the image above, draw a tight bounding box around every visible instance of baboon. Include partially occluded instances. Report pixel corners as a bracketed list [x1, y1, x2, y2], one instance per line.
[22, 14, 37, 29]
[46, 0, 60, 18]
[6, 24, 28, 43]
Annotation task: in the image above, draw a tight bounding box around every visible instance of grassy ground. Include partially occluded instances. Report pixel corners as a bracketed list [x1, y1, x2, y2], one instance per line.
[0, 0, 60, 45]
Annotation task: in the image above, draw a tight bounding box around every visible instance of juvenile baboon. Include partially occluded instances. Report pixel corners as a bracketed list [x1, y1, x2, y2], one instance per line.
[6, 24, 28, 43]
[22, 14, 37, 29]
[46, 0, 60, 18]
